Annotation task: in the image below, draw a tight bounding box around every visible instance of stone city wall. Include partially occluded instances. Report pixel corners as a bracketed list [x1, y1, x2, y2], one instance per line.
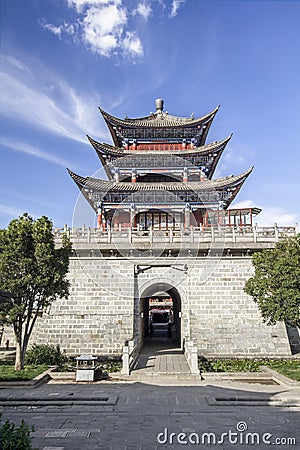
[24, 254, 292, 357]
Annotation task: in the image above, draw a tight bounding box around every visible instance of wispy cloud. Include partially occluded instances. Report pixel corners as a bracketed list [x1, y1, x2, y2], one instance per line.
[215, 148, 247, 177]
[0, 204, 25, 219]
[40, 22, 63, 38]
[66, 0, 120, 14]
[0, 56, 107, 143]
[232, 200, 299, 226]
[133, 3, 152, 20]
[1, 138, 74, 168]
[122, 31, 143, 57]
[170, 0, 186, 18]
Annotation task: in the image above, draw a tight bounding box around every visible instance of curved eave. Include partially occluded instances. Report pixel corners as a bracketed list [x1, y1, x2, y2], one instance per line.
[87, 136, 120, 180]
[88, 134, 231, 158]
[224, 168, 253, 208]
[99, 106, 219, 146]
[87, 135, 124, 156]
[68, 167, 253, 193]
[67, 168, 98, 212]
[99, 105, 219, 128]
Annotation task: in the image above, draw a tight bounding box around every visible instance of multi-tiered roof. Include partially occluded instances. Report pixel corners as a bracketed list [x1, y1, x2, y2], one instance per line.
[69, 99, 260, 229]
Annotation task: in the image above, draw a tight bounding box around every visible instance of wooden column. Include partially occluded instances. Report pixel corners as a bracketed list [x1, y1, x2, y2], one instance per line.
[97, 205, 102, 229]
[183, 167, 188, 183]
[184, 204, 190, 229]
[131, 170, 137, 183]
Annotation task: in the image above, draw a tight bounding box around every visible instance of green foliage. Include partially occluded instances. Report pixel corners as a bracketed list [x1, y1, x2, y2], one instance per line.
[0, 414, 36, 449]
[0, 213, 72, 369]
[0, 365, 47, 381]
[98, 357, 122, 373]
[25, 344, 67, 367]
[199, 358, 263, 372]
[244, 235, 300, 327]
[199, 358, 300, 381]
[54, 356, 123, 373]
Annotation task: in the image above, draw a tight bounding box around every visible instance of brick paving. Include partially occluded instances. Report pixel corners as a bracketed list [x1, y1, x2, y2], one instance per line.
[0, 342, 300, 449]
[1, 381, 299, 449]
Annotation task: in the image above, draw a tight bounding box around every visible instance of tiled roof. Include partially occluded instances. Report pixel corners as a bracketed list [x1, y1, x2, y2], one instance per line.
[68, 167, 253, 192]
[87, 135, 232, 157]
[99, 106, 219, 129]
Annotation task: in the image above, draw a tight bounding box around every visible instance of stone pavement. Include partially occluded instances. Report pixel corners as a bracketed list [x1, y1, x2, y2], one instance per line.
[0, 341, 300, 449]
[1, 380, 300, 450]
[1, 377, 300, 450]
[130, 338, 193, 378]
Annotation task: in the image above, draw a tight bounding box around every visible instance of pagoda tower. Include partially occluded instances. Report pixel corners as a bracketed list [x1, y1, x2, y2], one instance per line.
[68, 99, 260, 230]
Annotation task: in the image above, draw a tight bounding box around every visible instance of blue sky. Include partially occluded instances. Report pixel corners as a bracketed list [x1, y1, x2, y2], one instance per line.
[1, 0, 300, 228]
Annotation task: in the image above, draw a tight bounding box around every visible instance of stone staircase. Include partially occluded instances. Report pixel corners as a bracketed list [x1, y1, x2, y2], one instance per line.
[128, 339, 201, 381]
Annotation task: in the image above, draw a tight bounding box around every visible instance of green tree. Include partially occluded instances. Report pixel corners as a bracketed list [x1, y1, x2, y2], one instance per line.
[244, 235, 300, 328]
[0, 214, 71, 370]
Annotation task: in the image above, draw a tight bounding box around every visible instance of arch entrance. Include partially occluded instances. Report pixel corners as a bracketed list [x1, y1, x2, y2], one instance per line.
[139, 282, 182, 349]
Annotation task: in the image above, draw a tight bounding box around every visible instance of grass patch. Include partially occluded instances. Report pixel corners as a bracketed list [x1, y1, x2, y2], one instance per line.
[198, 358, 300, 380]
[0, 365, 48, 381]
[265, 360, 300, 382]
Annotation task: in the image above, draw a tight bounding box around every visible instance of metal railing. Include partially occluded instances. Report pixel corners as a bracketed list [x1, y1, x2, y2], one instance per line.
[53, 224, 298, 246]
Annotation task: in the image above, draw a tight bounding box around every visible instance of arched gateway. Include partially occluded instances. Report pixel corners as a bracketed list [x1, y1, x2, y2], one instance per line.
[139, 282, 182, 349]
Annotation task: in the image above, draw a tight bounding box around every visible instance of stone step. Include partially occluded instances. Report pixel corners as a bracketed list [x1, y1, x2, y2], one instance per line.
[128, 372, 201, 381]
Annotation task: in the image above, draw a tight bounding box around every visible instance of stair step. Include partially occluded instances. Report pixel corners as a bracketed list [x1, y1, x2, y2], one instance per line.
[129, 372, 200, 380]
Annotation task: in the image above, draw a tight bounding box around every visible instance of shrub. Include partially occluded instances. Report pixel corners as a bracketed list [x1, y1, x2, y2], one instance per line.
[199, 358, 264, 372]
[0, 414, 36, 449]
[25, 344, 67, 368]
[97, 356, 122, 373]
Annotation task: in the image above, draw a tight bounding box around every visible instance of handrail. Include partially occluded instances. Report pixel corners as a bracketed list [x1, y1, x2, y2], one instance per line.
[184, 339, 200, 375]
[53, 224, 298, 246]
[121, 340, 139, 376]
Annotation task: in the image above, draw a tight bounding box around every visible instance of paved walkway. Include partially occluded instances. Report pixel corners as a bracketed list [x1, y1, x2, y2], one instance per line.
[131, 338, 192, 377]
[1, 343, 300, 449]
[1, 380, 300, 449]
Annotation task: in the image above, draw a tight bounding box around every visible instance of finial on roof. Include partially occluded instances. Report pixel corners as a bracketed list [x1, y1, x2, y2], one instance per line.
[155, 98, 164, 113]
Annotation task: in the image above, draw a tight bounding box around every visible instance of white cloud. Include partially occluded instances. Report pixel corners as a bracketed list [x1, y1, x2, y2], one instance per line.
[257, 208, 298, 227]
[170, 0, 186, 18]
[67, 0, 121, 13]
[41, 0, 150, 59]
[82, 4, 127, 56]
[122, 31, 143, 57]
[1, 138, 74, 168]
[231, 200, 298, 226]
[133, 3, 152, 20]
[40, 22, 63, 38]
[41, 1, 187, 58]
[40, 20, 76, 38]
[0, 56, 106, 144]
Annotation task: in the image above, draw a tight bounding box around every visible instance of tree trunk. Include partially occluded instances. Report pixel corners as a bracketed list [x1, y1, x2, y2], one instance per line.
[15, 336, 30, 370]
[15, 341, 24, 370]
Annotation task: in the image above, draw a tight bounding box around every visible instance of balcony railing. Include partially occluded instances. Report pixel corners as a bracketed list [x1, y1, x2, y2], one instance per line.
[53, 224, 298, 247]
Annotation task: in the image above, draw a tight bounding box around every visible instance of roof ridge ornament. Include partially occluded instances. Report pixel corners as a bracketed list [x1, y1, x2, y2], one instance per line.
[155, 98, 164, 114]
